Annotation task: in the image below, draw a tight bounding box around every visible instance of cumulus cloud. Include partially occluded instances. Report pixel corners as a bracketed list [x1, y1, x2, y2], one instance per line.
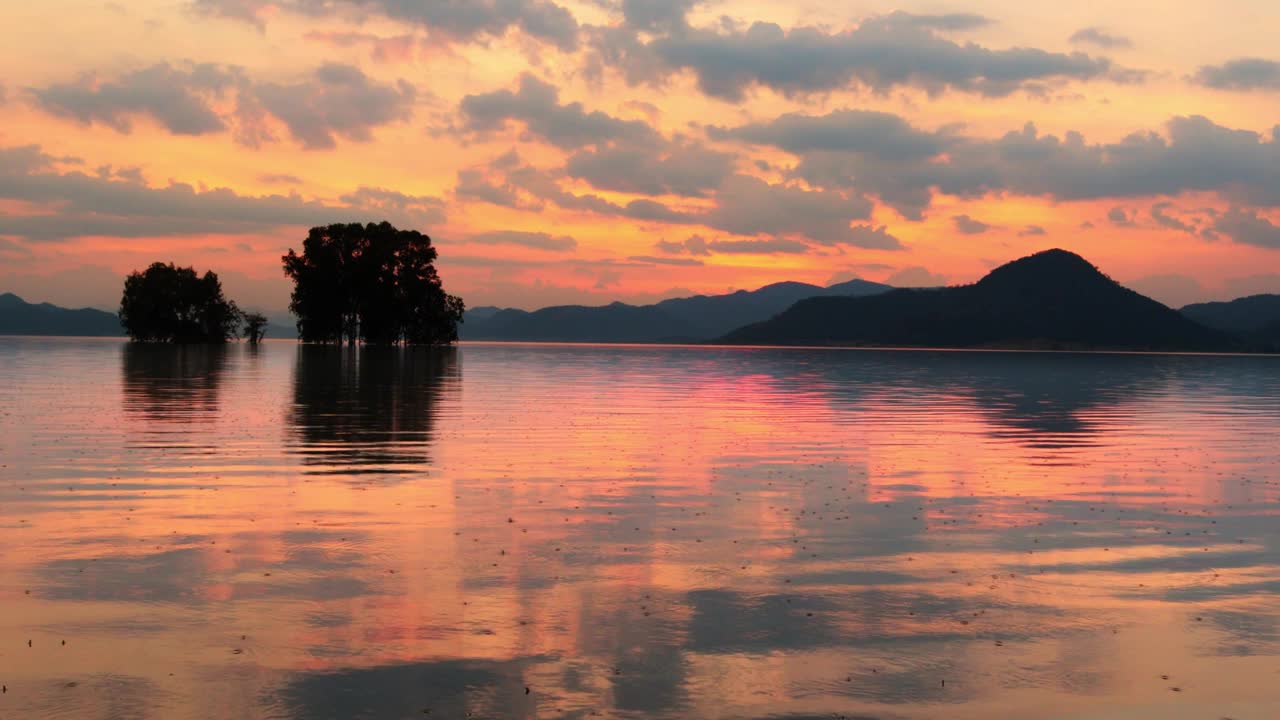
[1068, 27, 1133, 50]
[468, 230, 577, 251]
[952, 214, 991, 235]
[1211, 208, 1280, 249]
[31, 62, 234, 135]
[710, 109, 948, 161]
[595, 11, 1113, 101]
[1108, 206, 1134, 226]
[701, 174, 893, 247]
[1150, 202, 1196, 233]
[703, 237, 811, 254]
[193, 0, 579, 50]
[565, 140, 735, 197]
[253, 64, 416, 149]
[29, 62, 416, 150]
[1193, 58, 1280, 90]
[738, 111, 1280, 218]
[459, 74, 657, 149]
[0, 144, 445, 241]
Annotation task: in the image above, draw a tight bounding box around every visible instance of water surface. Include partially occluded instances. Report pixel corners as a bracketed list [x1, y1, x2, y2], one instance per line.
[1, 338, 1279, 719]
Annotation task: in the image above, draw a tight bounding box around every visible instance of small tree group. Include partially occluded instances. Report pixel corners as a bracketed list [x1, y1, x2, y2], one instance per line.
[119, 263, 269, 344]
[282, 222, 464, 345]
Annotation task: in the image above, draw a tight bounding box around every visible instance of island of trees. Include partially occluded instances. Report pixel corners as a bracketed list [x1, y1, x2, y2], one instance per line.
[117, 222, 464, 345]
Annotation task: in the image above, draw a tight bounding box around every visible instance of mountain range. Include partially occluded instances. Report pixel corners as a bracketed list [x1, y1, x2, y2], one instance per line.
[4, 251, 1279, 352]
[723, 249, 1253, 352]
[462, 278, 892, 343]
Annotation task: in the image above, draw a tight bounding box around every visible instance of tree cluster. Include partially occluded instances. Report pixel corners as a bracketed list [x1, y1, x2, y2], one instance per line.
[282, 222, 464, 345]
[119, 262, 244, 343]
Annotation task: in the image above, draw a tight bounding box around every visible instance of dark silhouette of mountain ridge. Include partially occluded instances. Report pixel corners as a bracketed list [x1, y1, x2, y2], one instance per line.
[0, 292, 123, 336]
[1181, 295, 1280, 350]
[722, 249, 1236, 351]
[461, 277, 891, 343]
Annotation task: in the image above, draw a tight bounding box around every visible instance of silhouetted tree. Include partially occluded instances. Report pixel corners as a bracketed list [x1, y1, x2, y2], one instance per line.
[243, 312, 268, 344]
[282, 222, 464, 345]
[119, 262, 241, 343]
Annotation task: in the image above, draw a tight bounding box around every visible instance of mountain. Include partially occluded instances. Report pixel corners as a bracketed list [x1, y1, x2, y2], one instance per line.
[0, 293, 123, 336]
[722, 249, 1235, 351]
[1181, 295, 1280, 349]
[461, 278, 891, 343]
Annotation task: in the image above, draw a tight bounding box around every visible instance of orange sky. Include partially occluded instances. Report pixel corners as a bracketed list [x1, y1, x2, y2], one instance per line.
[2, 0, 1279, 314]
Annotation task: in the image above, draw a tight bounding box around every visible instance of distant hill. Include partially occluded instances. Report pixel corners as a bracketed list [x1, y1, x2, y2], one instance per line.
[462, 278, 891, 343]
[722, 249, 1236, 352]
[0, 293, 123, 336]
[1181, 295, 1280, 350]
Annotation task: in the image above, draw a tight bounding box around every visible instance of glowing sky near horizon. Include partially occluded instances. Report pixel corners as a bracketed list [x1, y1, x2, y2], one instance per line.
[1, 0, 1279, 314]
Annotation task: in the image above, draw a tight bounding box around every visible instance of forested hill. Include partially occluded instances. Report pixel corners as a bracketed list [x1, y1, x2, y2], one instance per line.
[722, 249, 1236, 352]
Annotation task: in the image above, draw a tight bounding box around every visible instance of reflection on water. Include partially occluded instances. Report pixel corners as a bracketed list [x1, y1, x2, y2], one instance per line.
[290, 345, 459, 475]
[0, 338, 1279, 719]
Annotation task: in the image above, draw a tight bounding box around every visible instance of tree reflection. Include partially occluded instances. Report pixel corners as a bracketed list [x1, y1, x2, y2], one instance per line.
[289, 344, 459, 475]
[121, 343, 228, 423]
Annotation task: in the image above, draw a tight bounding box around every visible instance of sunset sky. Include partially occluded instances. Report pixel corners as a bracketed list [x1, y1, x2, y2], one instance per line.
[2, 0, 1280, 316]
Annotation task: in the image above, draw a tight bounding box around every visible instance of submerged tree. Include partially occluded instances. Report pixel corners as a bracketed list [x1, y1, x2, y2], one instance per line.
[243, 312, 268, 344]
[282, 222, 465, 345]
[119, 262, 241, 343]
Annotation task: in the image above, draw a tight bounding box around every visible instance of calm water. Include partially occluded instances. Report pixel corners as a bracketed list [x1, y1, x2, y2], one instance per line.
[1, 338, 1279, 720]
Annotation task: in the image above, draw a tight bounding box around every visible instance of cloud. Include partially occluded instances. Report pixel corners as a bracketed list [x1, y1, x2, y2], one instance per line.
[305, 32, 422, 64]
[30, 62, 416, 150]
[467, 230, 577, 251]
[30, 62, 234, 135]
[886, 266, 946, 287]
[564, 141, 735, 197]
[701, 174, 893, 247]
[0, 144, 446, 241]
[655, 235, 710, 256]
[253, 64, 416, 150]
[1211, 208, 1280, 249]
[626, 255, 704, 266]
[1068, 27, 1133, 50]
[192, 0, 579, 50]
[762, 112, 1280, 218]
[1018, 225, 1046, 236]
[704, 237, 810, 254]
[711, 109, 948, 161]
[952, 214, 991, 235]
[1108, 206, 1134, 226]
[259, 173, 304, 185]
[1150, 202, 1196, 233]
[620, 0, 699, 32]
[1193, 58, 1280, 91]
[459, 74, 657, 149]
[597, 11, 1114, 101]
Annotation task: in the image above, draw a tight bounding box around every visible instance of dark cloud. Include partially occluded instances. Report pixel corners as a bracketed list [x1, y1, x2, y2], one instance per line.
[1108, 206, 1134, 226]
[31, 62, 234, 135]
[1068, 27, 1133, 50]
[952, 214, 991, 235]
[1018, 225, 1047, 236]
[253, 64, 416, 150]
[711, 109, 948, 161]
[193, 0, 579, 50]
[1211, 208, 1280, 249]
[1150, 202, 1196, 233]
[620, 0, 699, 33]
[704, 237, 811, 254]
[565, 141, 735, 197]
[30, 62, 415, 150]
[598, 11, 1113, 101]
[0, 144, 445, 241]
[702, 174, 892, 248]
[655, 235, 710, 256]
[626, 255, 704, 266]
[459, 74, 657, 149]
[1193, 58, 1280, 90]
[467, 230, 577, 251]
[765, 112, 1280, 218]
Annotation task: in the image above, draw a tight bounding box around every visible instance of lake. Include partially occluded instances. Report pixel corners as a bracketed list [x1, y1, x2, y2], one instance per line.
[1, 338, 1278, 719]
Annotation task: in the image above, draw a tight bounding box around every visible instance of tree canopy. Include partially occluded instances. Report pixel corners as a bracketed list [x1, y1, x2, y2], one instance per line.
[282, 222, 465, 345]
[119, 262, 242, 343]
